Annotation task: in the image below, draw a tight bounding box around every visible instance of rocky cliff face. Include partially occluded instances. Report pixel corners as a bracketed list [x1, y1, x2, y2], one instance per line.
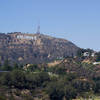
[0, 32, 79, 64]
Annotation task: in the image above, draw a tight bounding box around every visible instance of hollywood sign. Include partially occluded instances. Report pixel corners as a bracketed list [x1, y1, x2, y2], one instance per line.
[17, 35, 37, 40]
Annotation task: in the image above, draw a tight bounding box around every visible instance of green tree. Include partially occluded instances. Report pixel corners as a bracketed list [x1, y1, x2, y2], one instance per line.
[96, 52, 100, 62]
[66, 73, 78, 82]
[0, 62, 2, 70]
[93, 76, 100, 93]
[25, 72, 50, 89]
[25, 73, 36, 89]
[64, 85, 77, 100]
[72, 79, 93, 93]
[0, 95, 6, 100]
[34, 72, 50, 87]
[11, 70, 26, 89]
[55, 66, 66, 75]
[1, 72, 12, 87]
[26, 64, 38, 72]
[3, 59, 12, 71]
[46, 82, 64, 100]
[13, 63, 19, 69]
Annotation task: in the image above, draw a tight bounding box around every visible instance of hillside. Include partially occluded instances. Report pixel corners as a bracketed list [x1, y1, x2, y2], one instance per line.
[0, 57, 100, 100]
[0, 32, 79, 64]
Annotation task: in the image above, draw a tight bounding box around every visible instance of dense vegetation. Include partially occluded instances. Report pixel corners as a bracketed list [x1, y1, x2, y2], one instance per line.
[0, 57, 100, 100]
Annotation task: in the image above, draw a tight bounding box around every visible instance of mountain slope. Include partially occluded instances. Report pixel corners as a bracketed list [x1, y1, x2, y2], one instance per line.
[0, 32, 79, 64]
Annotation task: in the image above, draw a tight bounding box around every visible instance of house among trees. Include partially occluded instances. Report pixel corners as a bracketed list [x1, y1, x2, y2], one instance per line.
[83, 51, 96, 57]
[83, 52, 90, 57]
[91, 52, 95, 57]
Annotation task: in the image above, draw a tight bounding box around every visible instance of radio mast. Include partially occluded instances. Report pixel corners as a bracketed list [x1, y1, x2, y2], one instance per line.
[36, 21, 40, 34]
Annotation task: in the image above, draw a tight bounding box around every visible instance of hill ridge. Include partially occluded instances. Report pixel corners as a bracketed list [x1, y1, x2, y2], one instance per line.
[0, 32, 79, 64]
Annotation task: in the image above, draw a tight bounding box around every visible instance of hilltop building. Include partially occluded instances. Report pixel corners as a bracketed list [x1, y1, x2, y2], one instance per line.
[83, 52, 89, 57]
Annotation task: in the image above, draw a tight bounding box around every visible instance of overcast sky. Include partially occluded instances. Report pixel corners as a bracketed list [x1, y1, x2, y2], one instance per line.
[0, 0, 100, 51]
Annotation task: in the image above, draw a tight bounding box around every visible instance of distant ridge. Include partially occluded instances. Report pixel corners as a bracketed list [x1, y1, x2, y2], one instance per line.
[0, 32, 79, 64]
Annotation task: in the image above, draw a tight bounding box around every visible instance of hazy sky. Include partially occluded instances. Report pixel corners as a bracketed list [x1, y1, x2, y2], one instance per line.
[0, 0, 100, 51]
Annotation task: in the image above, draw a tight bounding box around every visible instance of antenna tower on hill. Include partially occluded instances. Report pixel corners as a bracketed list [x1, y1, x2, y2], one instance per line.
[36, 21, 40, 34]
